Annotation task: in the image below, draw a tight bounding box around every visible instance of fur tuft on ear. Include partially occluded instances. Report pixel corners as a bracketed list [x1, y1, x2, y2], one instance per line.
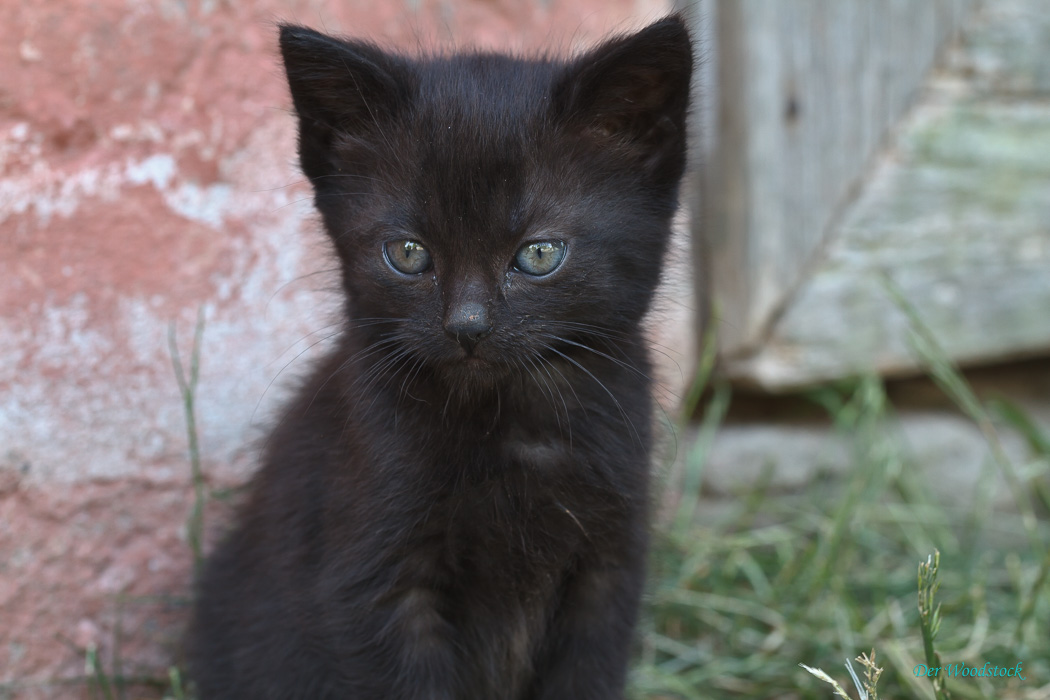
[553, 15, 692, 182]
[278, 25, 412, 181]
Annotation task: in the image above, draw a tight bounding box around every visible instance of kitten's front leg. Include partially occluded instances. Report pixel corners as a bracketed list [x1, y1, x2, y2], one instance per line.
[531, 559, 646, 700]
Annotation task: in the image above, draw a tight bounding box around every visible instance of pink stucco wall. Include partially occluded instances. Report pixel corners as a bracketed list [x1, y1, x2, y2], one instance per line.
[1, 0, 681, 695]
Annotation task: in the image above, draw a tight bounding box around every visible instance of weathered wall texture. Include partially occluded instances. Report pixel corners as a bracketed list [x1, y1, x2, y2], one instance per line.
[0, 0, 677, 695]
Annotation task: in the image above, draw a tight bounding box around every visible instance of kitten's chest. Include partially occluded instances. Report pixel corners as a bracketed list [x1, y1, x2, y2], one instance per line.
[440, 461, 590, 587]
[434, 462, 593, 697]
[348, 422, 641, 697]
[423, 428, 628, 581]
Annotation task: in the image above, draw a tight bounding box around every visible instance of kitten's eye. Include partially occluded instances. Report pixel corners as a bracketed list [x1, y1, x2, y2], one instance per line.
[513, 241, 566, 276]
[384, 240, 432, 275]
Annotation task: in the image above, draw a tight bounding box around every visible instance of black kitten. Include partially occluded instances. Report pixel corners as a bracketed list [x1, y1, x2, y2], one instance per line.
[189, 16, 691, 700]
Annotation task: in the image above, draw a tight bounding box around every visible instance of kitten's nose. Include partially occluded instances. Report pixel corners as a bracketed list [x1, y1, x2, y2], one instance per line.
[444, 302, 492, 352]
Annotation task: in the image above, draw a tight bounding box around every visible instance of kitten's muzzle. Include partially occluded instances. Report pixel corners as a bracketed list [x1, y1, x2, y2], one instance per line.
[444, 302, 492, 353]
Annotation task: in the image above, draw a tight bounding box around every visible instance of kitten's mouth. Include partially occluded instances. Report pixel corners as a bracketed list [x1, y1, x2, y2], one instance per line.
[437, 351, 510, 388]
[458, 354, 499, 375]
[450, 343, 492, 366]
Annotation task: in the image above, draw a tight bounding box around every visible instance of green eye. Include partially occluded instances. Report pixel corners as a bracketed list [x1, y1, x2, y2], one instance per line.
[384, 240, 432, 274]
[514, 240, 566, 276]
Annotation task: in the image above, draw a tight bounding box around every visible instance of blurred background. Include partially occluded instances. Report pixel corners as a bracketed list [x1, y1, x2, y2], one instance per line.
[1, 0, 1048, 698]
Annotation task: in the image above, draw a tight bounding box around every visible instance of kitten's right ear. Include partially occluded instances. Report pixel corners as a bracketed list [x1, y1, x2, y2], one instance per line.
[279, 25, 410, 180]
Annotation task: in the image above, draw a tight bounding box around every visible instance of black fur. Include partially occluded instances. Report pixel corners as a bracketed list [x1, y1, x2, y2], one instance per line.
[189, 16, 692, 699]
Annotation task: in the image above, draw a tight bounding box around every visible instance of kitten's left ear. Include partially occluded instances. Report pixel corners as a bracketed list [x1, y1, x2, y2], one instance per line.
[554, 15, 693, 182]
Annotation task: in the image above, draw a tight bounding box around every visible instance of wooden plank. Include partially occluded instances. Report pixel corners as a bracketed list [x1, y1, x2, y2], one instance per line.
[699, 0, 971, 358]
[727, 0, 1050, 388]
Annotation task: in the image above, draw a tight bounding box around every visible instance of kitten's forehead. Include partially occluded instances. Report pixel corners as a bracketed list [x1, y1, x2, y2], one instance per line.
[415, 54, 554, 134]
[401, 56, 561, 250]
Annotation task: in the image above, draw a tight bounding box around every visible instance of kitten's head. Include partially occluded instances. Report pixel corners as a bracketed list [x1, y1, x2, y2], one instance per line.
[279, 18, 691, 390]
